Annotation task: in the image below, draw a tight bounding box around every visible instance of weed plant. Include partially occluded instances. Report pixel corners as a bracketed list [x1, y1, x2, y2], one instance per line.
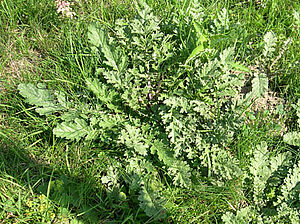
[0, 0, 299, 223]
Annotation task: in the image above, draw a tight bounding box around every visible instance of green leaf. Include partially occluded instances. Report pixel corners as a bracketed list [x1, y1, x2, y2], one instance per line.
[251, 73, 268, 97]
[150, 140, 174, 166]
[249, 142, 271, 204]
[222, 207, 254, 224]
[280, 162, 300, 200]
[193, 21, 202, 36]
[87, 24, 106, 52]
[168, 160, 192, 188]
[295, 99, 300, 126]
[86, 78, 103, 98]
[18, 83, 64, 115]
[185, 44, 205, 64]
[167, 120, 179, 143]
[53, 118, 92, 141]
[88, 24, 127, 73]
[263, 31, 277, 57]
[119, 125, 149, 156]
[35, 106, 62, 115]
[138, 186, 166, 219]
[103, 70, 124, 89]
[211, 147, 243, 181]
[214, 8, 229, 30]
[229, 62, 251, 73]
[219, 47, 234, 65]
[86, 78, 120, 108]
[283, 132, 300, 147]
[294, 10, 300, 26]
[193, 21, 208, 45]
[18, 83, 55, 107]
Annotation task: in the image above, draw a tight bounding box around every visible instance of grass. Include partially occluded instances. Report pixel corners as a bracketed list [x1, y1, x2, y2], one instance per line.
[0, 0, 299, 223]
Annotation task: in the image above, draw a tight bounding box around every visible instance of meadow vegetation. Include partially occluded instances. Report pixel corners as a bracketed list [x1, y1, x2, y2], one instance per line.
[0, 0, 299, 223]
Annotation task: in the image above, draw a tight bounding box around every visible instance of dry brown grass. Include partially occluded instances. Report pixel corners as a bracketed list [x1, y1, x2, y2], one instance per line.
[234, 63, 287, 137]
[0, 35, 41, 91]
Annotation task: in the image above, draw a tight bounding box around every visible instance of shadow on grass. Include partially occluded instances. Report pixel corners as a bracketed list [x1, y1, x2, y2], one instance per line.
[0, 135, 142, 223]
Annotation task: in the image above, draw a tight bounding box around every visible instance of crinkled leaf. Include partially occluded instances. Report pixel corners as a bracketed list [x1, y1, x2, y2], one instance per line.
[283, 132, 300, 147]
[219, 47, 234, 68]
[53, 118, 92, 141]
[263, 31, 277, 57]
[18, 83, 55, 107]
[87, 24, 105, 52]
[86, 78, 104, 98]
[150, 140, 174, 166]
[18, 83, 64, 115]
[138, 186, 166, 219]
[295, 99, 300, 126]
[119, 125, 149, 156]
[88, 25, 127, 73]
[280, 162, 300, 201]
[252, 73, 268, 98]
[168, 160, 192, 188]
[249, 142, 271, 204]
[222, 207, 254, 224]
[214, 8, 229, 30]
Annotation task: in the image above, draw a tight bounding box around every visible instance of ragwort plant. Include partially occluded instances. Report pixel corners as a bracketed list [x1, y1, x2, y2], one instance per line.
[17, 1, 299, 221]
[222, 101, 300, 224]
